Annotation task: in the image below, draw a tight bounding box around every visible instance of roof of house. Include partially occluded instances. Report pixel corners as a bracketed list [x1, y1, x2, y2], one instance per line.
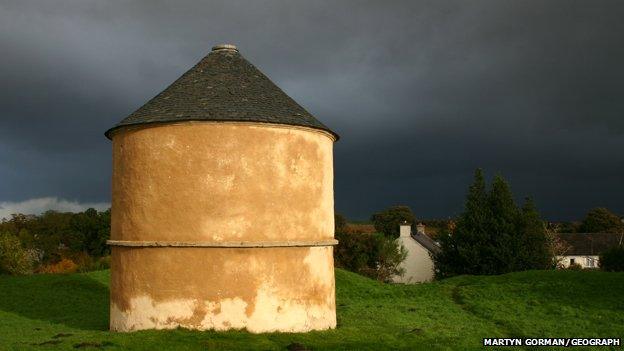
[558, 233, 623, 256]
[105, 44, 337, 140]
[411, 232, 441, 254]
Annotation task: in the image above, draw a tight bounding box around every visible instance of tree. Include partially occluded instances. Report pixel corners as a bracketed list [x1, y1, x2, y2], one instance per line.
[0, 208, 112, 268]
[462, 168, 489, 232]
[545, 227, 571, 268]
[486, 175, 519, 273]
[335, 231, 379, 275]
[371, 206, 415, 238]
[433, 169, 551, 278]
[68, 208, 110, 257]
[368, 235, 407, 283]
[334, 213, 348, 234]
[434, 169, 493, 277]
[516, 198, 551, 270]
[335, 231, 407, 282]
[29, 210, 73, 263]
[579, 208, 623, 233]
[0, 231, 34, 275]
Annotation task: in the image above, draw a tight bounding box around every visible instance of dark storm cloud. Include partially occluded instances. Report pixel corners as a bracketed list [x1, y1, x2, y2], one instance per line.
[0, 0, 622, 220]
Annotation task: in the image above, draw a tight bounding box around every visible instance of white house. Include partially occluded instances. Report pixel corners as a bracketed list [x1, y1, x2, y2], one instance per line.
[393, 223, 440, 283]
[556, 233, 622, 269]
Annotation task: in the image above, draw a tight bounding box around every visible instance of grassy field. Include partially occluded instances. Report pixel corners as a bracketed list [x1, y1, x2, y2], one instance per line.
[0, 269, 622, 350]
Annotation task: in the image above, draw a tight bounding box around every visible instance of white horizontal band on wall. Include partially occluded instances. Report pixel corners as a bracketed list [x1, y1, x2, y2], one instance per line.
[106, 239, 339, 248]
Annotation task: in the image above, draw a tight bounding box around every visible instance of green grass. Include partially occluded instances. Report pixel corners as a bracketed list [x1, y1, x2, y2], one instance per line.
[0, 269, 622, 350]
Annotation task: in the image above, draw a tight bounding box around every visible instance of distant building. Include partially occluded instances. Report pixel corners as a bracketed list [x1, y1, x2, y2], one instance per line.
[393, 223, 440, 283]
[557, 233, 623, 268]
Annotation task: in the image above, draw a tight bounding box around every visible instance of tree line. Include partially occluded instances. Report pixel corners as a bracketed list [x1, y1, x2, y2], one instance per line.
[0, 209, 110, 275]
[335, 169, 624, 280]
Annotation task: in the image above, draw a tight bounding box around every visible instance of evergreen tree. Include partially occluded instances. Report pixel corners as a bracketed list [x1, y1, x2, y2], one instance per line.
[487, 175, 518, 274]
[516, 198, 550, 270]
[433, 169, 551, 278]
[462, 168, 490, 230]
[434, 169, 491, 277]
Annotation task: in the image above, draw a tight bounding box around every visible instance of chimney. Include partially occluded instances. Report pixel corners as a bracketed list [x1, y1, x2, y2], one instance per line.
[399, 221, 411, 238]
[416, 223, 426, 235]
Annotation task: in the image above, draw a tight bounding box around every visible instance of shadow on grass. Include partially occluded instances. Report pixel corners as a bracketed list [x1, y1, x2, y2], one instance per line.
[0, 272, 109, 331]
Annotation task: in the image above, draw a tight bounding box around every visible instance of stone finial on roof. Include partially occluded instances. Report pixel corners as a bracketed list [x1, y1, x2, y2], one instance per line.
[211, 44, 238, 52]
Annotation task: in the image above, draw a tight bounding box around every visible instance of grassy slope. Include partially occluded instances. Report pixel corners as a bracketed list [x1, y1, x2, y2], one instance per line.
[0, 269, 622, 350]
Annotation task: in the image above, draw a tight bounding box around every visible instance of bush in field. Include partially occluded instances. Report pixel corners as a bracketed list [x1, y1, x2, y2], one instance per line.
[335, 231, 406, 282]
[38, 258, 78, 274]
[371, 206, 416, 239]
[600, 246, 624, 272]
[335, 231, 376, 273]
[361, 235, 407, 282]
[71, 252, 111, 272]
[92, 256, 111, 271]
[0, 231, 35, 275]
[567, 262, 583, 271]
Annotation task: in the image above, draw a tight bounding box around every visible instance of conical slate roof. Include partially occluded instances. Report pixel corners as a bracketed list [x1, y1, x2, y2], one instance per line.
[105, 44, 337, 140]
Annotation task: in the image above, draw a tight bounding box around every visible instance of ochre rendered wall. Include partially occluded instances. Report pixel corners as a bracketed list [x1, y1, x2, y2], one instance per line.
[109, 122, 336, 333]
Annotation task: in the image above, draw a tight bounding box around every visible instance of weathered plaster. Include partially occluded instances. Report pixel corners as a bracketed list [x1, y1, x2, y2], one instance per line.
[109, 122, 336, 333]
[110, 246, 336, 333]
[111, 122, 334, 243]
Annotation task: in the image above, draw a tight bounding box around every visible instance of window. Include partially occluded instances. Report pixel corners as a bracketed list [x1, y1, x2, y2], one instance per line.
[586, 257, 595, 268]
[570, 258, 575, 265]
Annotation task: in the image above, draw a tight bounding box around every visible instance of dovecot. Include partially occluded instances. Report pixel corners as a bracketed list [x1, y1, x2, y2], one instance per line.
[105, 44, 338, 333]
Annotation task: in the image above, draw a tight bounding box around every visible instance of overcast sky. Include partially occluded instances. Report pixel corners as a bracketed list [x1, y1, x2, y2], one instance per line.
[0, 0, 622, 221]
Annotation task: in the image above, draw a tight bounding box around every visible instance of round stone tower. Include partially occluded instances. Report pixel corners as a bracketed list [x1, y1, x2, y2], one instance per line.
[105, 44, 338, 333]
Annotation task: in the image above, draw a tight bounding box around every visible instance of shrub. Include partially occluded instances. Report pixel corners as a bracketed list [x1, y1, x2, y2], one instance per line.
[72, 252, 95, 273]
[38, 258, 78, 274]
[567, 262, 583, 271]
[0, 231, 35, 275]
[335, 231, 376, 273]
[73, 253, 110, 272]
[545, 228, 571, 268]
[92, 256, 111, 271]
[600, 246, 624, 272]
[335, 231, 407, 282]
[363, 235, 407, 282]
